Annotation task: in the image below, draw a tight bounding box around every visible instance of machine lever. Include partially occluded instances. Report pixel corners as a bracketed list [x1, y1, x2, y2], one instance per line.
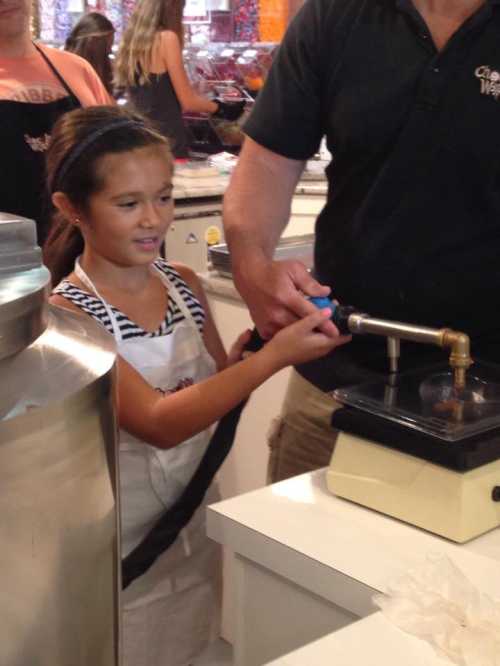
[307, 297, 358, 335]
[238, 297, 357, 355]
[308, 297, 473, 389]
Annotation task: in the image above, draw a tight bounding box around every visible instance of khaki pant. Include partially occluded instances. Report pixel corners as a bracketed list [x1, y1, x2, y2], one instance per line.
[267, 370, 341, 483]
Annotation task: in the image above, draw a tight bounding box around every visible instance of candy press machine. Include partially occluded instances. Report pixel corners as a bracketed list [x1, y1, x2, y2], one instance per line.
[323, 304, 500, 543]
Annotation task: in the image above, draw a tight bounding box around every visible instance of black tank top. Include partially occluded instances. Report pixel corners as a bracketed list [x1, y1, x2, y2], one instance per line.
[127, 72, 189, 158]
[0, 43, 81, 245]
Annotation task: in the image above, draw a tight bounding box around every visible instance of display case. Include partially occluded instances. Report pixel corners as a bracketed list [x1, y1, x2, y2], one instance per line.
[185, 42, 276, 95]
[183, 42, 276, 154]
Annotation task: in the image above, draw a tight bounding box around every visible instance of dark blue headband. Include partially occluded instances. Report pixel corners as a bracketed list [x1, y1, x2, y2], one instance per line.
[52, 119, 148, 192]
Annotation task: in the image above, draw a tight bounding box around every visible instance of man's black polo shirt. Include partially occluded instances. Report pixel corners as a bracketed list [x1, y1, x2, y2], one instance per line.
[244, 0, 500, 391]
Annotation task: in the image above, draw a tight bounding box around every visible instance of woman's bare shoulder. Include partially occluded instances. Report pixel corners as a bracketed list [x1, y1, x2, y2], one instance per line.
[158, 30, 181, 47]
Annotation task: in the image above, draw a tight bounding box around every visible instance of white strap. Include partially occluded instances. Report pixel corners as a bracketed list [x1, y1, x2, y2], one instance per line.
[74, 258, 204, 345]
[74, 257, 122, 341]
[151, 263, 205, 346]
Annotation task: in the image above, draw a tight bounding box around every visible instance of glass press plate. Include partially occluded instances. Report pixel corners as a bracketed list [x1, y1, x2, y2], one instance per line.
[333, 361, 500, 442]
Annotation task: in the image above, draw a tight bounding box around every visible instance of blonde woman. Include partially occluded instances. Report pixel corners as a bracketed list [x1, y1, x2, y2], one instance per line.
[115, 0, 244, 157]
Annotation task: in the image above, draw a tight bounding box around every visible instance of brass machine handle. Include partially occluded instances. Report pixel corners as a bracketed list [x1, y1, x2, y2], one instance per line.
[300, 299, 473, 389]
[346, 313, 473, 389]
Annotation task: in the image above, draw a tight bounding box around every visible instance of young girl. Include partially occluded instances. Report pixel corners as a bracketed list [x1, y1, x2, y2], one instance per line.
[43, 105, 347, 666]
[114, 0, 244, 157]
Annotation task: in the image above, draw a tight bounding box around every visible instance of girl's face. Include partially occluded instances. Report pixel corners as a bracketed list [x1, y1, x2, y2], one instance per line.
[81, 145, 173, 267]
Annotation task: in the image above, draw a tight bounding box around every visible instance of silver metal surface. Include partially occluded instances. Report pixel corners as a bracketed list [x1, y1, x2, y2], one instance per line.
[347, 312, 472, 389]
[386, 336, 400, 374]
[0, 267, 49, 361]
[209, 234, 314, 278]
[0, 295, 120, 661]
[0, 214, 50, 360]
[0, 212, 43, 273]
[348, 313, 445, 345]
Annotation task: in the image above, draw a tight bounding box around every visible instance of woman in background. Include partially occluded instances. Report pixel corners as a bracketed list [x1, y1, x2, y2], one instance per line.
[114, 0, 243, 157]
[65, 12, 115, 96]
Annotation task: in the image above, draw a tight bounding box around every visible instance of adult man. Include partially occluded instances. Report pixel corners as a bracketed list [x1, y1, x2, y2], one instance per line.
[0, 0, 112, 245]
[224, 0, 500, 481]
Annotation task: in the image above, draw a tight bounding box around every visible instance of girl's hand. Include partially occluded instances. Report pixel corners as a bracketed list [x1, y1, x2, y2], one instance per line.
[233, 257, 338, 340]
[227, 329, 253, 366]
[264, 308, 351, 371]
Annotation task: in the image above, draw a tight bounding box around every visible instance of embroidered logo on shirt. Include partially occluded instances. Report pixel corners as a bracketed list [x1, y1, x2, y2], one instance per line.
[24, 133, 51, 152]
[475, 66, 500, 100]
[157, 377, 194, 395]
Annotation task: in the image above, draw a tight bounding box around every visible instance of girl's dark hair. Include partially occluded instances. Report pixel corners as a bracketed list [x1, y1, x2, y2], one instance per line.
[43, 105, 170, 286]
[65, 12, 115, 94]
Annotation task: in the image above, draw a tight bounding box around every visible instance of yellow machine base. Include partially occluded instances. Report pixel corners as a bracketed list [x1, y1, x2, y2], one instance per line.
[327, 432, 500, 543]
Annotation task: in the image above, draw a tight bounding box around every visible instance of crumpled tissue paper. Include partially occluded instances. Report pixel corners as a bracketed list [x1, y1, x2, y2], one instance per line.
[373, 554, 500, 665]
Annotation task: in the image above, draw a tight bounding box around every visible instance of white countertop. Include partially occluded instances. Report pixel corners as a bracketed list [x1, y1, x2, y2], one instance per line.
[208, 469, 500, 609]
[172, 172, 327, 200]
[294, 182, 328, 196]
[263, 612, 449, 666]
[173, 174, 228, 200]
[208, 470, 500, 665]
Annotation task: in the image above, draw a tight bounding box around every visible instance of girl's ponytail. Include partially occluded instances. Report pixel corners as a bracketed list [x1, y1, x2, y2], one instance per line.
[43, 212, 84, 287]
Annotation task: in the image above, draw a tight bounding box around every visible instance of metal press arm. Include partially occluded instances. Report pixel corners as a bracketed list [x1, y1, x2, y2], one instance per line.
[343, 312, 472, 390]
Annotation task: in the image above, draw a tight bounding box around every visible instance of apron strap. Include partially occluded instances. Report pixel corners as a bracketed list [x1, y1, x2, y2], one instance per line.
[74, 257, 123, 341]
[73, 258, 209, 347]
[33, 42, 80, 102]
[152, 263, 205, 347]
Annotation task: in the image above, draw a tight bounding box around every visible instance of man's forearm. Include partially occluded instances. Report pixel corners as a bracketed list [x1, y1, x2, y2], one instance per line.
[223, 137, 305, 275]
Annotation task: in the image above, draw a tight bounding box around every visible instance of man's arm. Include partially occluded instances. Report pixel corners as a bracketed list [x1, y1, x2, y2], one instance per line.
[224, 137, 338, 340]
[224, 136, 303, 265]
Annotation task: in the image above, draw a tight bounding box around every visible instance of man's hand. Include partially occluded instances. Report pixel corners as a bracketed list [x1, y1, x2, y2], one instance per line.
[233, 256, 340, 339]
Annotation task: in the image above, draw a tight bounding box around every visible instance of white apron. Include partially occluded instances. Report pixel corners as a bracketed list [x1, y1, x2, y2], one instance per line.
[74, 259, 221, 666]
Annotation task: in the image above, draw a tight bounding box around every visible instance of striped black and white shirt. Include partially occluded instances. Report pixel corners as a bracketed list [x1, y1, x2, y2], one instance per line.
[53, 259, 205, 341]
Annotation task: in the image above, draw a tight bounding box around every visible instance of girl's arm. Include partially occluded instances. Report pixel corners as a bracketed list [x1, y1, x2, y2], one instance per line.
[117, 307, 340, 449]
[50, 292, 346, 450]
[161, 31, 218, 114]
